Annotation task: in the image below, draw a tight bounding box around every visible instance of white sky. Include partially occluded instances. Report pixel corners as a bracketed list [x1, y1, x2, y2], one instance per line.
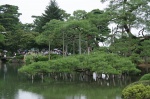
[0, 0, 108, 24]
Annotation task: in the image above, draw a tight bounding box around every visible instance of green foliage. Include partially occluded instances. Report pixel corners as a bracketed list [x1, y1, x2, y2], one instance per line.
[36, 19, 64, 47]
[24, 54, 34, 65]
[33, 55, 48, 62]
[140, 73, 150, 81]
[101, 0, 150, 35]
[5, 30, 38, 51]
[24, 54, 48, 65]
[48, 56, 79, 73]
[24, 53, 61, 65]
[0, 34, 5, 43]
[89, 51, 140, 74]
[49, 53, 62, 59]
[35, 8, 110, 54]
[109, 37, 139, 57]
[8, 55, 24, 63]
[19, 51, 140, 76]
[129, 53, 141, 64]
[33, 0, 67, 32]
[35, 34, 48, 45]
[87, 9, 110, 37]
[0, 18, 6, 44]
[0, 4, 21, 32]
[19, 56, 78, 74]
[140, 40, 150, 57]
[72, 10, 87, 20]
[0, 25, 5, 32]
[15, 55, 24, 60]
[18, 61, 50, 75]
[122, 84, 150, 99]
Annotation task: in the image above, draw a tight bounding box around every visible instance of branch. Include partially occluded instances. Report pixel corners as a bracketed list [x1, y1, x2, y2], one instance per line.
[138, 28, 144, 37]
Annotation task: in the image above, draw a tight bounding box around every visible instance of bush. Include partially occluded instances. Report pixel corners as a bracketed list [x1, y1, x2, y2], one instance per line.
[140, 73, 150, 81]
[15, 55, 24, 59]
[24, 54, 49, 65]
[48, 54, 62, 59]
[34, 55, 48, 62]
[122, 83, 150, 99]
[24, 55, 34, 65]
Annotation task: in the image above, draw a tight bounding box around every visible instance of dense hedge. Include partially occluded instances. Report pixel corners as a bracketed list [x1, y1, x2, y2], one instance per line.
[122, 83, 150, 99]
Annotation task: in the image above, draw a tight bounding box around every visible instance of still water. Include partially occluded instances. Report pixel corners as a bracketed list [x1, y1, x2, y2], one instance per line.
[0, 63, 138, 99]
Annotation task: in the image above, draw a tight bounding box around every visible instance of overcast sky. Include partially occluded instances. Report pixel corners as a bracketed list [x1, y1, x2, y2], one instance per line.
[0, 0, 108, 23]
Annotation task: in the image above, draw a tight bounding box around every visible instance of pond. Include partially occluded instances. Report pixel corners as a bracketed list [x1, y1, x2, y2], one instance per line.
[0, 63, 139, 99]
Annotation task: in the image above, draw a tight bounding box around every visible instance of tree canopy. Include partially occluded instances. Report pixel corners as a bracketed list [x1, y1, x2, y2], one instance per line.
[100, 0, 150, 37]
[1, 1, 150, 78]
[33, 0, 69, 33]
[0, 4, 21, 32]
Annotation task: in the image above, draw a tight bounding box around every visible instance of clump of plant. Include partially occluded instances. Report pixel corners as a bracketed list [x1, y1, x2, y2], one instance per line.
[15, 55, 24, 60]
[24, 54, 34, 65]
[19, 51, 141, 78]
[24, 53, 62, 65]
[122, 84, 150, 99]
[33, 55, 48, 62]
[24, 54, 48, 65]
[48, 53, 62, 59]
[140, 73, 150, 81]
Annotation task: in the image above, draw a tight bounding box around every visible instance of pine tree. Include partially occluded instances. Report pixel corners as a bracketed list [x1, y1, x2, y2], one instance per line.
[34, 0, 65, 32]
[0, 4, 21, 32]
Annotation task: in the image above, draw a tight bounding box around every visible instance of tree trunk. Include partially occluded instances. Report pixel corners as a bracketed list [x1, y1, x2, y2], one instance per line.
[65, 44, 68, 56]
[73, 40, 75, 55]
[63, 32, 65, 57]
[79, 32, 81, 54]
[48, 41, 51, 60]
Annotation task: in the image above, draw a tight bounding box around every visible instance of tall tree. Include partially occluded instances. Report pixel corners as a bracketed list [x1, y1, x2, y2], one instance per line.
[72, 10, 87, 20]
[4, 29, 38, 52]
[33, 0, 69, 32]
[100, 0, 150, 38]
[0, 25, 5, 45]
[0, 4, 23, 51]
[86, 9, 110, 46]
[0, 4, 21, 32]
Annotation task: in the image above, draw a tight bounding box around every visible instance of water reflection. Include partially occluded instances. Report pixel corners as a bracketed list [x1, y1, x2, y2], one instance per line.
[15, 89, 44, 99]
[0, 61, 1, 69]
[66, 94, 86, 99]
[0, 63, 140, 99]
[3, 64, 7, 80]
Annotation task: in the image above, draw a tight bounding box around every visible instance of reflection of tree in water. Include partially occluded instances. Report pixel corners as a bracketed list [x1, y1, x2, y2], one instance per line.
[21, 81, 124, 99]
[0, 63, 21, 99]
[0, 63, 138, 99]
[3, 64, 7, 80]
[38, 70, 134, 87]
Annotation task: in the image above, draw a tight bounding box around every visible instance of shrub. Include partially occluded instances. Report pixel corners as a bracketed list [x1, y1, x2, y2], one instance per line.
[34, 55, 48, 62]
[24, 54, 48, 64]
[140, 73, 150, 81]
[122, 83, 150, 99]
[15, 55, 24, 59]
[24, 55, 34, 65]
[48, 54, 62, 59]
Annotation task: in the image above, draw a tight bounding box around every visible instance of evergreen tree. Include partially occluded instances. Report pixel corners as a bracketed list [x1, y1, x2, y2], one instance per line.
[33, 0, 67, 32]
[0, 4, 21, 32]
[0, 25, 5, 45]
[100, 0, 150, 38]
